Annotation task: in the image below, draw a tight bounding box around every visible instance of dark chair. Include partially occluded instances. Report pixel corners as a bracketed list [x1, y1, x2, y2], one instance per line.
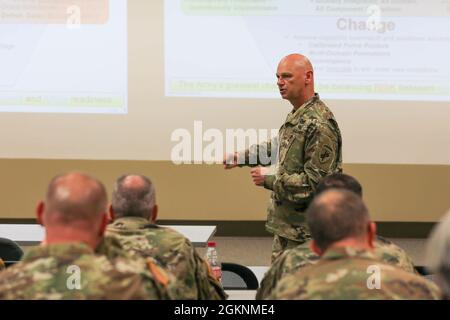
[415, 266, 430, 276]
[221, 262, 259, 290]
[0, 237, 23, 268]
[414, 265, 436, 282]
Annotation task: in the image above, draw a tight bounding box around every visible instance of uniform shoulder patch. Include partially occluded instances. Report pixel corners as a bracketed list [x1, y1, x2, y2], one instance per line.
[146, 258, 169, 287]
[319, 145, 333, 164]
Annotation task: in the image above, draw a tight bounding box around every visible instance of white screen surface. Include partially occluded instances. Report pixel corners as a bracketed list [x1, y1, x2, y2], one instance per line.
[0, 0, 449, 166]
[165, 0, 450, 101]
[0, 0, 127, 114]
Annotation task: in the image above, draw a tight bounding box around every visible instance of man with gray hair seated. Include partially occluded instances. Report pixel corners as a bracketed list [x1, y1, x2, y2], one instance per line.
[426, 210, 450, 299]
[99, 174, 226, 300]
[268, 189, 442, 300]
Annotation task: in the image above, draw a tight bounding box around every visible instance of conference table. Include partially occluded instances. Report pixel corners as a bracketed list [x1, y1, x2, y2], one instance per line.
[0, 224, 216, 247]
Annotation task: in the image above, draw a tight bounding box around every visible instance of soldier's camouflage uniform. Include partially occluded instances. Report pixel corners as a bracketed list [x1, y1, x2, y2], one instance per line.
[267, 246, 442, 300]
[238, 94, 342, 261]
[0, 243, 172, 300]
[257, 236, 417, 299]
[101, 216, 226, 300]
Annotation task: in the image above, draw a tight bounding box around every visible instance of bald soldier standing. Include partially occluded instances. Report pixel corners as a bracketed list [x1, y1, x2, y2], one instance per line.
[0, 173, 171, 300]
[224, 54, 342, 262]
[268, 190, 441, 300]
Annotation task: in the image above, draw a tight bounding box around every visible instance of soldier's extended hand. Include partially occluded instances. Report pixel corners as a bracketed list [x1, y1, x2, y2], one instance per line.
[250, 167, 268, 186]
[223, 153, 238, 169]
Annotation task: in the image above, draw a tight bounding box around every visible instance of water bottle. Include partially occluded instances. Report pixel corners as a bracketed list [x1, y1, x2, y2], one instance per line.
[205, 241, 222, 283]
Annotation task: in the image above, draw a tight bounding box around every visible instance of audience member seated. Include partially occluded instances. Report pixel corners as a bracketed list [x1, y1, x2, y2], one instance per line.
[0, 172, 171, 300]
[268, 189, 442, 300]
[426, 209, 450, 299]
[97, 174, 226, 300]
[257, 173, 416, 299]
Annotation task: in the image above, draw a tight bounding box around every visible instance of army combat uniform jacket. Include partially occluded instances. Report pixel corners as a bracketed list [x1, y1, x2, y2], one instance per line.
[268, 247, 442, 300]
[257, 236, 417, 299]
[103, 217, 226, 300]
[239, 94, 342, 241]
[0, 243, 171, 300]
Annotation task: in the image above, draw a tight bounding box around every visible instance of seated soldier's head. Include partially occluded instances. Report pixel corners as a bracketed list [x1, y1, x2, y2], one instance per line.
[306, 189, 376, 256]
[109, 174, 158, 223]
[316, 173, 363, 197]
[426, 210, 450, 299]
[36, 172, 109, 249]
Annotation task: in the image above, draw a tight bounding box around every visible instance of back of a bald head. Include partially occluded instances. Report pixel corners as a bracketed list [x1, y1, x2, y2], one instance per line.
[306, 189, 370, 251]
[45, 173, 107, 224]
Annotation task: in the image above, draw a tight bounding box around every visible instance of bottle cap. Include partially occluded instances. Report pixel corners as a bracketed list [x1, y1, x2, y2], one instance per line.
[207, 241, 216, 247]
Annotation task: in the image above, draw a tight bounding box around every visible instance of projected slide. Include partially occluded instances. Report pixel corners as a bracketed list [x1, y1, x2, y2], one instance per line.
[165, 0, 450, 101]
[0, 0, 127, 114]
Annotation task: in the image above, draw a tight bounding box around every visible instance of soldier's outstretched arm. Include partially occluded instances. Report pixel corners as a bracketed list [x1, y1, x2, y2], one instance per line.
[263, 123, 340, 203]
[227, 136, 278, 168]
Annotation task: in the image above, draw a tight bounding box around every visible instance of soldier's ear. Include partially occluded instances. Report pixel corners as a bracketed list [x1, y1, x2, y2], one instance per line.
[305, 70, 313, 84]
[108, 204, 115, 222]
[36, 201, 45, 226]
[310, 240, 323, 256]
[151, 205, 158, 223]
[367, 221, 377, 249]
[98, 212, 108, 237]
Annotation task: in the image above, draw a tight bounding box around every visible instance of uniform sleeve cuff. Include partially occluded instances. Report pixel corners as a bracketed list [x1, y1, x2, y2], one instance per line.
[264, 175, 275, 190]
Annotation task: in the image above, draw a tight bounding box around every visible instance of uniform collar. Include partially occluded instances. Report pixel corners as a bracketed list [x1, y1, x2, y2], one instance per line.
[285, 93, 320, 125]
[321, 246, 376, 262]
[109, 216, 156, 231]
[23, 243, 94, 262]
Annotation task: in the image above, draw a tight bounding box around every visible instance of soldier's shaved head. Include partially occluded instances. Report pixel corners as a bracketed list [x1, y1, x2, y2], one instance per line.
[316, 173, 363, 198]
[306, 189, 370, 252]
[111, 174, 156, 220]
[36, 172, 109, 248]
[45, 172, 107, 224]
[280, 54, 314, 73]
[277, 53, 315, 109]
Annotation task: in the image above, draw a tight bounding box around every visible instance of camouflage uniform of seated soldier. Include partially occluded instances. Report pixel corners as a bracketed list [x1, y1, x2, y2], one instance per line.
[0, 173, 172, 300]
[257, 173, 416, 299]
[268, 190, 441, 300]
[99, 174, 226, 300]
